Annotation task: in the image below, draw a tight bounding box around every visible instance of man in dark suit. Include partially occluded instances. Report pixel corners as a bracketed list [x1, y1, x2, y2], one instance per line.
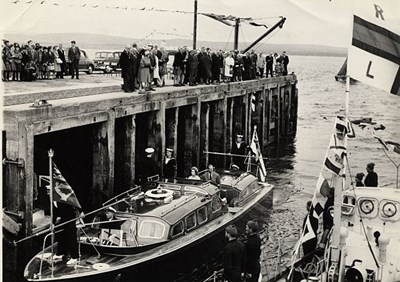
[119, 45, 133, 92]
[201, 164, 221, 184]
[265, 53, 273, 78]
[52, 201, 81, 265]
[281, 51, 289, 76]
[57, 43, 66, 78]
[68, 40, 80, 79]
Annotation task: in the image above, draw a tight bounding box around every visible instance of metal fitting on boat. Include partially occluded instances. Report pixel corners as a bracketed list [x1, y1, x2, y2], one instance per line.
[378, 235, 390, 264]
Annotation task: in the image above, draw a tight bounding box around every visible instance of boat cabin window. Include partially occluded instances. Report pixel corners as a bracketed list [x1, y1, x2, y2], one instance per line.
[138, 220, 166, 239]
[211, 195, 222, 212]
[197, 207, 208, 225]
[240, 181, 258, 200]
[185, 212, 197, 231]
[171, 221, 184, 238]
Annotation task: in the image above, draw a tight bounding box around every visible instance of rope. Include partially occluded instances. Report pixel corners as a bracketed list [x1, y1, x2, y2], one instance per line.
[224, 27, 234, 52]
[253, 28, 281, 52]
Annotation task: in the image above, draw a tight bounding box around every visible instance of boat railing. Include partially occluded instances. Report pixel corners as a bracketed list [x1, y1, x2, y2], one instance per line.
[37, 228, 64, 279]
[202, 269, 223, 282]
[102, 185, 142, 207]
[161, 194, 198, 217]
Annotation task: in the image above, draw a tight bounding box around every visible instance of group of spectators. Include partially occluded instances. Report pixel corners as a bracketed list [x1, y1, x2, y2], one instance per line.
[118, 43, 170, 93]
[119, 43, 290, 94]
[2, 39, 70, 82]
[172, 47, 289, 86]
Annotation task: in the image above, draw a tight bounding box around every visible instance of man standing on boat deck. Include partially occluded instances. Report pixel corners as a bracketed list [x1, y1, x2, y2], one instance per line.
[231, 134, 248, 170]
[223, 225, 246, 282]
[365, 163, 378, 187]
[52, 202, 82, 265]
[163, 148, 176, 181]
[201, 164, 221, 184]
[244, 221, 261, 282]
[139, 147, 158, 184]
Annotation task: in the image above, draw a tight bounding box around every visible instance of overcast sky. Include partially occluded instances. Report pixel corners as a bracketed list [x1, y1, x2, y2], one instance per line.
[1, 0, 355, 47]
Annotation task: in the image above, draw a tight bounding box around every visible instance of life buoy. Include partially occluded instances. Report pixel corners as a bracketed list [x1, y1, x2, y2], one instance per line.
[145, 188, 174, 200]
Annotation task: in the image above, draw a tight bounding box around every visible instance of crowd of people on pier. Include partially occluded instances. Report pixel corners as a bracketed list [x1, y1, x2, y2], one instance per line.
[1, 39, 75, 82]
[2, 38, 290, 90]
[118, 42, 290, 93]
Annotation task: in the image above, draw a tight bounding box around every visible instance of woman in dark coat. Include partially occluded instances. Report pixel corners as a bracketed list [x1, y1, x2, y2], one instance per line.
[187, 50, 199, 86]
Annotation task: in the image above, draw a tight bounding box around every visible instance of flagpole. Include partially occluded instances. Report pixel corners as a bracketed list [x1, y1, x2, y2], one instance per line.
[48, 149, 55, 277]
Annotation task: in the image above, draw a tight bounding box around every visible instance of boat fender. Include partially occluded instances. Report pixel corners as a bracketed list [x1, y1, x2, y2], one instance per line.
[378, 234, 390, 264]
[145, 188, 174, 199]
[345, 259, 367, 282]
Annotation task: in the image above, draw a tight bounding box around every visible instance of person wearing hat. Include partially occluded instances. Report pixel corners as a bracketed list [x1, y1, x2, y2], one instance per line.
[365, 163, 378, 187]
[138, 50, 151, 93]
[119, 44, 134, 93]
[187, 166, 201, 180]
[2, 40, 12, 81]
[231, 134, 248, 170]
[355, 172, 365, 187]
[223, 225, 246, 282]
[163, 148, 176, 181]
[244, 221, 261, 282]
[139, 147, 158, 184]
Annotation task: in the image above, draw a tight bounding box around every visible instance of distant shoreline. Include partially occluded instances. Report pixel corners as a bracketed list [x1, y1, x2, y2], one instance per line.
[5, 32, 347, 58]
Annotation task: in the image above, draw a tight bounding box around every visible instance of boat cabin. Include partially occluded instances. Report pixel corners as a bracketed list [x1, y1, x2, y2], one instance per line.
[81, 180, 224, 254]
[218, 170, 261, 207]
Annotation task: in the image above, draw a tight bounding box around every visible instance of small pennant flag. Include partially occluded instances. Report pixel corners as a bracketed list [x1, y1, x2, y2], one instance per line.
[52, 163, 82, 209]
[251, 94, 256, 112]
[250, 128, 267, 182]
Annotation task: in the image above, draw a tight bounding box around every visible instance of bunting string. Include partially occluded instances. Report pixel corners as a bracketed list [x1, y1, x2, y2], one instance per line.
[10, 0, 274, 28]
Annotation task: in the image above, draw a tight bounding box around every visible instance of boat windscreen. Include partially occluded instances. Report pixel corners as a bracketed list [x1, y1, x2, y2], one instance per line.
[138, 219, 166, 240]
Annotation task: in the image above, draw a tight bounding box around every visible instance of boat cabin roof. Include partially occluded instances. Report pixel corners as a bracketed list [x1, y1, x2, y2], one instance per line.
[219, 171, 258, 191]
[142, 193, 212, 225]
[155, 179, 220, 196]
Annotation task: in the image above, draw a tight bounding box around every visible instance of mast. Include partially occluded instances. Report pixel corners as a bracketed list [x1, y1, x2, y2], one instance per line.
[193, 0, 198, 50]
[242, 17, 286, 54]
[234, 18, 240, 50]
[330, 75, 350, 277]
[48, 149, 55, 277]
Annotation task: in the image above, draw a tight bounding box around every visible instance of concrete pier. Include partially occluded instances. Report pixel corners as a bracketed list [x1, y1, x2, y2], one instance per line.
[2, 74, 297, 276]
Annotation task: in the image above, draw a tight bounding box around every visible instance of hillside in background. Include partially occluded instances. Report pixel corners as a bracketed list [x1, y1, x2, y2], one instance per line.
[5, 33, 347, 57]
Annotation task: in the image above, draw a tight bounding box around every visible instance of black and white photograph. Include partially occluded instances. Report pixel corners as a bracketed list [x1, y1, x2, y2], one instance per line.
[1, 0, 400, 281]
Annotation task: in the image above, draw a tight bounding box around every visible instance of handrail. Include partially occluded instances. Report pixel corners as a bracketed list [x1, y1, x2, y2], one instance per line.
[38, 229, 63, 278]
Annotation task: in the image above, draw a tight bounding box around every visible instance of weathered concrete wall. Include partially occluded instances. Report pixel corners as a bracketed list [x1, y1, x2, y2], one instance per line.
[2, 75, 298, 275]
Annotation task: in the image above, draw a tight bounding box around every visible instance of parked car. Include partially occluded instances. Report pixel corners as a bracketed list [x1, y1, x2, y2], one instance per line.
[65, 48, 95, 74]
[94, 51, 121, 73]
